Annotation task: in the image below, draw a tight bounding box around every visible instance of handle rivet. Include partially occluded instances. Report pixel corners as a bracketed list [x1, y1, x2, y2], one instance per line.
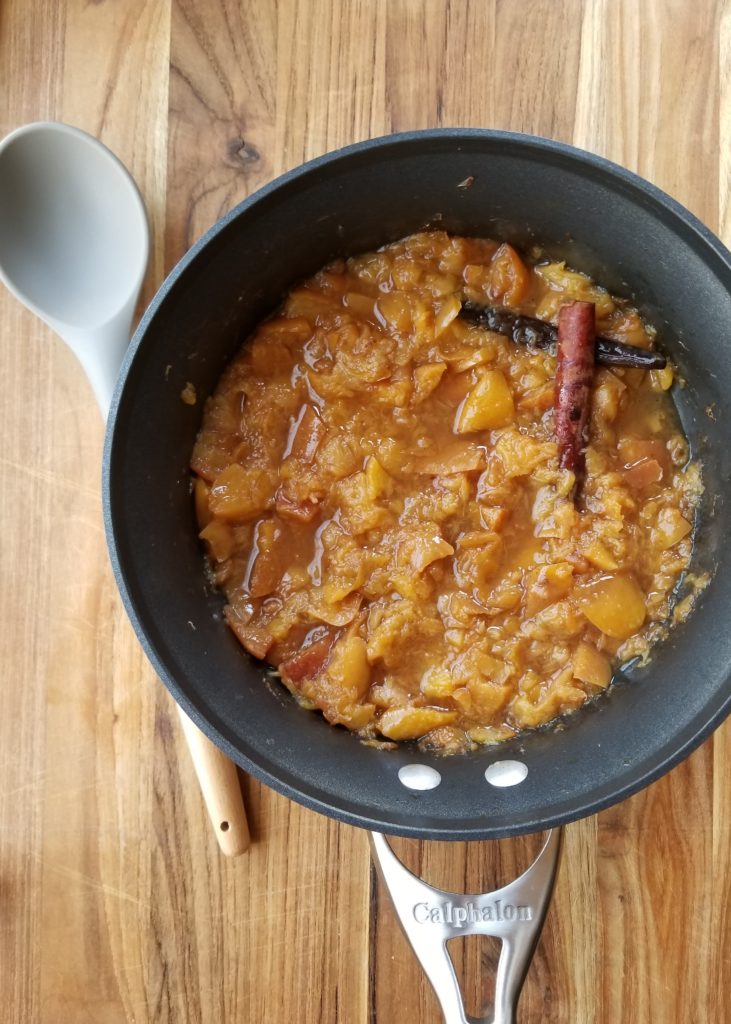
[485, 760, 528, 787]
[398, 764, 442, 790]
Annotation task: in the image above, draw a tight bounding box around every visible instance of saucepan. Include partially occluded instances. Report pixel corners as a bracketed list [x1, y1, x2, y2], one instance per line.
[103, 129, 731, 1022]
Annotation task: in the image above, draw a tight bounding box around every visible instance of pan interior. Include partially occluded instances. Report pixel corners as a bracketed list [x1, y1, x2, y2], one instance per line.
[105, 132, 731, 839]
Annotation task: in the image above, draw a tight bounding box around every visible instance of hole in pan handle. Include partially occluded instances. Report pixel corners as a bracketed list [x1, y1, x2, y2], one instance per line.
[368, 828, 563, 1024]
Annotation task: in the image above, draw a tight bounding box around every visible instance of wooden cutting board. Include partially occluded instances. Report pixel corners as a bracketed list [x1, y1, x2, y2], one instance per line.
[1, 1, 729, 1021]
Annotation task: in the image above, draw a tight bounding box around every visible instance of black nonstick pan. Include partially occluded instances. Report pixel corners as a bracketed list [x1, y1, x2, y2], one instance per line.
[103, 129, 731, 844]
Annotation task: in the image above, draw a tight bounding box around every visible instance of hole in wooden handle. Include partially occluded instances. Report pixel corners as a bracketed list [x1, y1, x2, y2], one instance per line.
[220, 821, 230, 832]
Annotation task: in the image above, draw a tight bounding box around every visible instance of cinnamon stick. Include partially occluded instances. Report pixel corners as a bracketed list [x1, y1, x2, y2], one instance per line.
[460, 301, 666, 370]
[556, 301, 596, 484]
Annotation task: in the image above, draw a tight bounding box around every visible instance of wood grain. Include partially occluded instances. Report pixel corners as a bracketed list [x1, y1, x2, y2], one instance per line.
[1, 1, 730, 1022]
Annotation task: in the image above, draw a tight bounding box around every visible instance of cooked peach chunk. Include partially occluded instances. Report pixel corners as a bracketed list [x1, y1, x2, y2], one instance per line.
[652, 507, 692, 550]
[199, 520, 234, 562]
[434, 295, 462, 337]
[248, 518, 284, 598]
[412, 362, 447, 403]
[649, 364, 674, 391]
[535, 262, 616, 319]
[420, 665, 455, 700]
[512, 679, 587, 728]
[224, 609, 273, 659]
[452, 681, 511, 718]
[494, 430, 557, 477]
[578, 575, 646, 640]
[280, 631, 338, 685]
[285, 288, 336, 321]
[275, 491, 320, 523]
[209, 464, 277, 521]
[194, 477, 212, 529]
[411, 440, 485, 475]
[572, 642, 612, 688]
[376, 292, 412, 332]
[378, 706, 458, 740]
[581, 539, 619, 571]
[364, 455, 393, 499]
[488, 243, 530, 307]
[344, 291, 377, 320]
[326, 635, 371, 700]
[623, 458, 663, 490]
[455, 370, 515, 433]
[524, 562, 574, 617]
[619, 438, 669, 474]
[287, 404, 326, 463]
[404, 530, 454, 573]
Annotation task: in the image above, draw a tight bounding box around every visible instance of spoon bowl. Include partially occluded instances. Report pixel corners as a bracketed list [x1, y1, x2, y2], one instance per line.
[0, 122, 148, 413]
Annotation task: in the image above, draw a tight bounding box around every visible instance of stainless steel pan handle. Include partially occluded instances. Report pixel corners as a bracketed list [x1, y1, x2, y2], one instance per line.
[369, 828, 563, 1024]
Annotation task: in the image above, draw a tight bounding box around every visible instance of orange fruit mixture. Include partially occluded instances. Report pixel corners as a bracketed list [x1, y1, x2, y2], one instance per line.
[191, 232, 702, 753]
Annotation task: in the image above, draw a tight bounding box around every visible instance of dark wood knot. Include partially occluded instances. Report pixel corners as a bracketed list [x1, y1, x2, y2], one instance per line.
[228, 138, 261, 166]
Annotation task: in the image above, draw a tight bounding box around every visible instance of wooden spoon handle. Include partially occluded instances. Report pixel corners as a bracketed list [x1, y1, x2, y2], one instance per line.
[177, 706, 251, 855]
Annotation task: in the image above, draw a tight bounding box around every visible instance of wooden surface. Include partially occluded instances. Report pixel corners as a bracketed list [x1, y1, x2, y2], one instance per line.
[1, 1, 730, 1021]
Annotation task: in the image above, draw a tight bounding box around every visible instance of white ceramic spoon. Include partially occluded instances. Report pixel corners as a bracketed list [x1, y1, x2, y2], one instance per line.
[0, 121, 250, 855]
